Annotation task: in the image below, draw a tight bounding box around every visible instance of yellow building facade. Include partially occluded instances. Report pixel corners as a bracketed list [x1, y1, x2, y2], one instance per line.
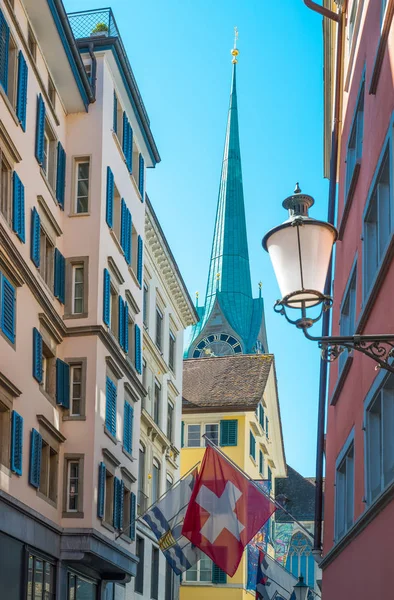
[180, 354, 287, 600]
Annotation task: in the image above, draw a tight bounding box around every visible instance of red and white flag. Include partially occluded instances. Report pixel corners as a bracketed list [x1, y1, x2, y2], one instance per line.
[181, 445, 276, 577]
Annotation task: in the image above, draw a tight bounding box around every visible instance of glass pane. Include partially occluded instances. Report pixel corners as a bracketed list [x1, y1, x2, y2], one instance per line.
[368, 398, 382, 501]
[76, 577, 97, 600]
[78, 162, 89, 181]
[27, 555, 33, 600]
[34, 559, 43, 600]
[205, 424, 218, 446]
[77, 197, 88, 213]
[383, 386, 394, 486]
[68, 574, 76, 600]
[187, 424, 201, 447]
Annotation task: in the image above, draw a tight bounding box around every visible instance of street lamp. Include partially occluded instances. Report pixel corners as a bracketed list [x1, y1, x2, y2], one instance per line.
[262, 184, 394, 373]
[292, 576, 309, 600]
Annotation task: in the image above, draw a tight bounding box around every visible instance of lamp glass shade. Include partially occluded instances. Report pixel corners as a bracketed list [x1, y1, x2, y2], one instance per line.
[292, 576, 309, 600]
[265, 220, 336, 308]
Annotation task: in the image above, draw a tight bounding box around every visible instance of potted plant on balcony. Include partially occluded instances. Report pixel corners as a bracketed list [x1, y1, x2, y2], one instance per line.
[91, 22, 109, 37]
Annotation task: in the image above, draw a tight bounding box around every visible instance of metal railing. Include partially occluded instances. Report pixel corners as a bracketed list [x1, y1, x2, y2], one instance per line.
[67, 8, 150, 126]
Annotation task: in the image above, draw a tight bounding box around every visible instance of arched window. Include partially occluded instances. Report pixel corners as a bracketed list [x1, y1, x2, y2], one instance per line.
[285, 531, 314, 589]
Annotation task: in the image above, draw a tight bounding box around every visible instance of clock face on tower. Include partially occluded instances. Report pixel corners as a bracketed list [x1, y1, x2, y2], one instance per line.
[192, 334, 242, 358]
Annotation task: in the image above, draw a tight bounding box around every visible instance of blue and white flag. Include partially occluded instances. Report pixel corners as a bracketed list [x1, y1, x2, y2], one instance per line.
[143, 469, 202, 575]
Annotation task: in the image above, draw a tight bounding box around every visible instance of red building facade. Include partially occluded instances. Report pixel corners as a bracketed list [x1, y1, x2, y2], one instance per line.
[321, 0, 394, 597]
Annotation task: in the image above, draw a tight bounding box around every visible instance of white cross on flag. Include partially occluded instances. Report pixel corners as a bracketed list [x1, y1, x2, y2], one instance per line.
[182, 445, 276, 577]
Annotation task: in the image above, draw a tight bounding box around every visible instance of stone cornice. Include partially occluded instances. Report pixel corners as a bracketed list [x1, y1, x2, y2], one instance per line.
[145, 200, 198, 329]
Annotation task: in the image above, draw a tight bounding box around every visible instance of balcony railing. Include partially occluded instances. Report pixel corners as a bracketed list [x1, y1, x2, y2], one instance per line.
[67, 8, 150, 125]
[137, 489, 149, 516]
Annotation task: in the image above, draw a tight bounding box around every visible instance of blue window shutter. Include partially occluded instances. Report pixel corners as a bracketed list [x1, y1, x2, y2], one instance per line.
[135, 324, 141, 374]
[54, 248, 65, 303]
[113, 476, 120, 528]
[103, 269, 111, 326]
[56, 359, 70, 408]
[125, 210, 132, 265]
[119, 479, 124, 531]
[220, 420, 238, 446]
[29, 428, 42, 488]
[97, 462, 106, 518]
[56, 142, 66, 209]
[212, 564, 227, 584]
[118, 295, 124, 349]
[12, 171, 25, 242]
[181, 421, 185, 448]
[123, 401, 133, 454]
[105, 376, 117, 436]
[106, 166, 114, 228]
[138, 154, 144, 199]
[35, 94, 45, 165]
[130, 492, 136, 540]
[30, 208, 40, 267]
[11, 411, 23, 475]
[124, 301, 129, 353]
[127, 123, 133, 173]
[1, 275, 15, 343]
[122, 111, 127, 156]
[113, 91, 118, 133]
[0, 10, 9, 94]
[16, 51, 28, 131]
[32, 327, 43, 382]
[137, 236, 143, 285]
[120, 198, 126, 253]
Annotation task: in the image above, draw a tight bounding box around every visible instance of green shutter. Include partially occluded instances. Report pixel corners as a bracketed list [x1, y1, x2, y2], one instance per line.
[11, 411, 23, 475]
[212, 564, 227, 584]
[259, 450, 264, 476]
[103, 269, 111, 326]
[97, 462, 106, 518]
[29, 428, 42, 488]
[181, 421, 185, 448]
[30, 208, 40, 267]
[250, 431, 256, 460]
[266, 417, 269, 438]
[12, 171, 25, 242]
[32, 327, 43, 382]
[130, 492, 136, 540]
[220, 420, 238, 446]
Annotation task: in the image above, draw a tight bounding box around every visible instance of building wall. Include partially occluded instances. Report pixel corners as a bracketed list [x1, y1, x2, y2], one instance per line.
[323, 0, 394, 597]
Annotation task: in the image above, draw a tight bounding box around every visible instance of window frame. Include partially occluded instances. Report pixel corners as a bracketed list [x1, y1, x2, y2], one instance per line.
[134, 536, 144, 594]
[338, 259, 357, 374]
[27, 553, 56, 600]
[168, 329, 176, 373]
[345, 73, 365, 202]
[72, 264, 84, 315]
[73, 156, 91, 215]
[184, 556, 213, 583]
[187, 423, 202, 448]
[41, 117, 57, 191]
[0, 145, 13, 225]
[27, 23, 37, 60]
[167, 399, 174, 442]
[155, 306, 163, 351]
[143, 281, 149, 328]
[204, 422, 219, 447]
[334, 429, 355, 541]
[63, 453, 84, 518]
[64, 358, 87, 420]
[151, 457, 161, 504]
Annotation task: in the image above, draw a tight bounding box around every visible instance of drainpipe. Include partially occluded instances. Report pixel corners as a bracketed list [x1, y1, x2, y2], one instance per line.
[303, 0, 347, 554]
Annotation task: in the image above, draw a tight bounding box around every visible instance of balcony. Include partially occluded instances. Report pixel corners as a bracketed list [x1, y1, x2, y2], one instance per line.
[137, 489, 149, 516]
[67, 8, 150, 125]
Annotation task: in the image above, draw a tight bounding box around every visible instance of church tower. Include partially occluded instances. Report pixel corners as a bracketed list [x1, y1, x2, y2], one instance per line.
[186, 34, 268, 359]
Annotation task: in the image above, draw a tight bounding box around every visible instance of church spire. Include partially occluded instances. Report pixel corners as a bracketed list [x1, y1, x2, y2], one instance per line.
[204, 33, 252, 318]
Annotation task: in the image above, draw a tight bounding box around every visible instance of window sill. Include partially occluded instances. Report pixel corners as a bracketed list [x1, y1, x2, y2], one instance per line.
[369, 0, 394, 94]
[62, 511, 84, 518]
[39, 169, 58, 208]
[104, 426, 118, 445]
[63, 415, 86, 422]
[250, 456, 257, 466]
[339, 162, 360, 240]
[69, 211, 90, 218]
[37, 490, 57, 509]
[0, 84, 20, 127]
[120, 533, 132, 544]
[122, 447, 134, 462]
[63, 312, 88, 320]
[101, 520, 115, 533]
[330, 355, 354, 406]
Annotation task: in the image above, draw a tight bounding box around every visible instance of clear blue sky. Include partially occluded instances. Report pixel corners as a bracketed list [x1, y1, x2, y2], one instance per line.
[65, 0, 330, 477]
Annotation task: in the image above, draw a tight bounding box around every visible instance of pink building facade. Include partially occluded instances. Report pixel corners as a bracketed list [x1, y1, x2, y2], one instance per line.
[0, 1, 160, 598]
[321, 0, 394, 597]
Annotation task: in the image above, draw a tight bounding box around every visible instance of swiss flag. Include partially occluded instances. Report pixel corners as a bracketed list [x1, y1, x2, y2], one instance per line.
[181, 445, 276, 577]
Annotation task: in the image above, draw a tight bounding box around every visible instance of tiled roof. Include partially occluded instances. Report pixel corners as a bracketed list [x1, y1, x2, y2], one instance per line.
[275, 465, 324, 523]
[182, 354, 274, 412]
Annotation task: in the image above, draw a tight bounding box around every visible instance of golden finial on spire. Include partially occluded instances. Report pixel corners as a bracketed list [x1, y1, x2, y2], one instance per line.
[231, 26, 239, 63]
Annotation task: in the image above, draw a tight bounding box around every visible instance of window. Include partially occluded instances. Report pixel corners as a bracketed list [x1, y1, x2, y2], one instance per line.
[166, 473, 173, 492]
[151, 458, 160, 503]
[72, 265, 84, 314]
[41, 339, 56, 399]
[155, 306, 163, 350]
[185, 556, 212, 582]
[27, 554, 55, 600]
[48, 75, 56, 108]
[169, 330, 176, 372]
[153, 380, 161, 426]
[143, 282, 149, 327]
[137, 445, 147, 516]
[64, 456, 84, 513]
[5, 34, 17, 108]
[74, 158, 90, 214]
[339, 267, 357, 373]
[0, 396, 11, 469]
[104, 583, 126, 600]
[335, 440, 354, 540]
[110, 286, 119, 338]
[151, 547, 159, 600]
[67, 573, 97, 600]
[165, 561, 174, 600]
[39, 439, 58, 503]
[348, 0, 358, 51]
[364, 149, 390, 297]
[135, 537, 144, 594]
[205, 423, 219, 446]
[187, 424, 201, 447]
[285, 532, 315, 589]
[167, 400, 174, 442]
[366, 373, 394, 503]
[250, 431, 256, 460]
[345, 81, 364, 199]
[70, 364, 83, 416]
[39, 226, 54, 288]
[104, 469, 114, 525]
[122, 484, 131, 538]
[0, 147, 12, 224]
[42, 119, 57, 190]
[27, 24, 37, 59]
[113, 93, 123, 146]
[84, 62, 92, 82]
[259, 450, 264, 477]
[112, 183, 122, 242]
[267, 466, 272, 483]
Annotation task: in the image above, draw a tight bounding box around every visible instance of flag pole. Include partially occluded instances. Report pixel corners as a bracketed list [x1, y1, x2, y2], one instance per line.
[115, 460, 201, 540]
[203, 435, 313, 540]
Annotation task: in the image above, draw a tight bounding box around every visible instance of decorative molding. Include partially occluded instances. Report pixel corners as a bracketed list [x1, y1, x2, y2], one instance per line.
[120, 465, 136, 484]
[0, 120, 22, 162]
[0, 245, 24, 287]
[124, 381, 139, 402]
[102, 447, 121, 468]
[143, 328, 168, 374]
[0, 371, 22, 397]
[142, 408, 170, 450]
[37, 196, 62, 237]
[369, 0, 394, 95]
[125, 290, 140, 316]
[37, 414, 66, 443]
[107, 256, 124, 285]
[105, 355, 124, 381]
[167, 378, 179, 397]
[39, 312, 63, 344]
